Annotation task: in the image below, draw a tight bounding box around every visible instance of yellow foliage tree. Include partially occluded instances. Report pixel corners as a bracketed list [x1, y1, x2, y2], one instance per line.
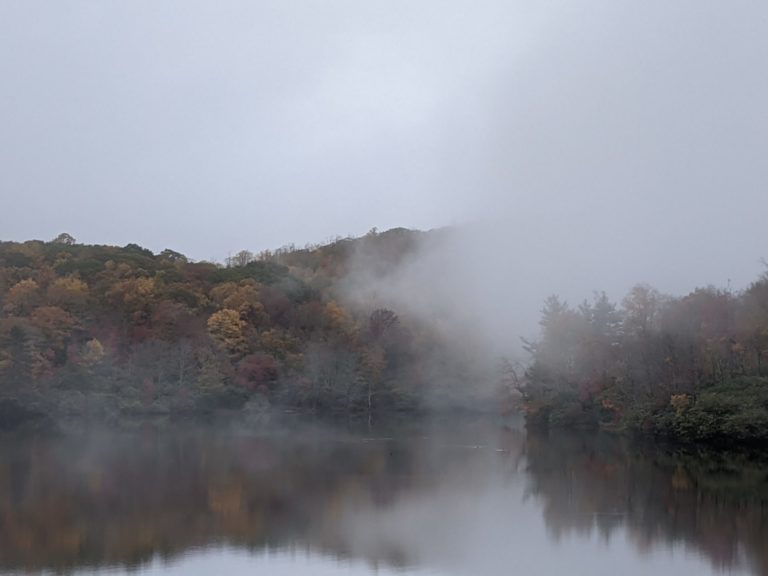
[209, 281, 267, 324]
[324, 300, 355, 336]
[46, 277, 89, 311]
[81, 339, 105, 366]
[207, 309, 248, 357]
[3, 279, 41, 315]
[109, 277, 156, 323]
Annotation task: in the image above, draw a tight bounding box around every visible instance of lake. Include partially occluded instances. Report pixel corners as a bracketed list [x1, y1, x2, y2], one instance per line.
[0, 417, 766, 576]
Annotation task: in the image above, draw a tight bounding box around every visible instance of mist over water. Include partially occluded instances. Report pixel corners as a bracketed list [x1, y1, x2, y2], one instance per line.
[1, 420, 765, 576]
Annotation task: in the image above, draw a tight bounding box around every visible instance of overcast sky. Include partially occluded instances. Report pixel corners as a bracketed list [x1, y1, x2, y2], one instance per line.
[1, 1, 767, 291]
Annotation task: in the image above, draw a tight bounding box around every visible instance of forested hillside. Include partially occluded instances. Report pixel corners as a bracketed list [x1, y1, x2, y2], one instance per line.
[522, 276, 768, 441]
[0, 229, 481, 424]
[4, 228, 768, 442]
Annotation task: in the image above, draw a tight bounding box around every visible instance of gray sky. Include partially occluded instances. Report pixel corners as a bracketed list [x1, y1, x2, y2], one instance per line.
[1, 0, 767, 290]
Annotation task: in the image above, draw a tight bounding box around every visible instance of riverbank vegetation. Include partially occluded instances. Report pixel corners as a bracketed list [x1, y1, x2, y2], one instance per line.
[521, 274, 768, 442]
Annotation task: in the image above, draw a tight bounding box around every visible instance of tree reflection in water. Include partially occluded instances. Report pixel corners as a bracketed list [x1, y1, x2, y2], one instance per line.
[0, 420, 766, 575]
[524, 431, 768, 575]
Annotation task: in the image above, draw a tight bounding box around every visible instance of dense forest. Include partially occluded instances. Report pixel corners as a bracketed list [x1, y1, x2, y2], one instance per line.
[521, 274, 768, 441]
[0, 229, 485, 425]
[2, 229, 768, 442]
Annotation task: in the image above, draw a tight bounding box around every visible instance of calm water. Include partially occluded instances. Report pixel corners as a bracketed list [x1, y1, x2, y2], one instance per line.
[1, 418, 767, 576]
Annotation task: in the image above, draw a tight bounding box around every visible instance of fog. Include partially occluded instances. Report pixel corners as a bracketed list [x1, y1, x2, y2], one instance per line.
[2, 0, 767, 347]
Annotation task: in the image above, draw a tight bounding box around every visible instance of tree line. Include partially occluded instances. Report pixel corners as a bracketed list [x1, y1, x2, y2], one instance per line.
[521, 272, 768, 441]
[0, 230, 473, 423]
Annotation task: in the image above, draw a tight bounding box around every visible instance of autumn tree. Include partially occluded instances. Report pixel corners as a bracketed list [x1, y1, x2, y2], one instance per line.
[209, 281, 267, 326]
[46, 276, 89, 312]
[236, 353, 279, 391]
[30, 306, 77, 363]
[207, 309, 248, 357]
[3, 280, 41, 315]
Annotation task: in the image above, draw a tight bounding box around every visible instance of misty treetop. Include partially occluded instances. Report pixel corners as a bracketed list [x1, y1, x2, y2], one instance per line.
[521, 275, 768, 441]
[0, 230, 481, 423]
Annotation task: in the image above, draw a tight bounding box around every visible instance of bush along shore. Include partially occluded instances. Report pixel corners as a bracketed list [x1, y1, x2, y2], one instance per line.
[520, 276, 768, 443]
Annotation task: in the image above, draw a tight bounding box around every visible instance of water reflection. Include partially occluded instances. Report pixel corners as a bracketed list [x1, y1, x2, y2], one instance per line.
[524, 432, 768, 575]
[0, 420, 765, 575]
